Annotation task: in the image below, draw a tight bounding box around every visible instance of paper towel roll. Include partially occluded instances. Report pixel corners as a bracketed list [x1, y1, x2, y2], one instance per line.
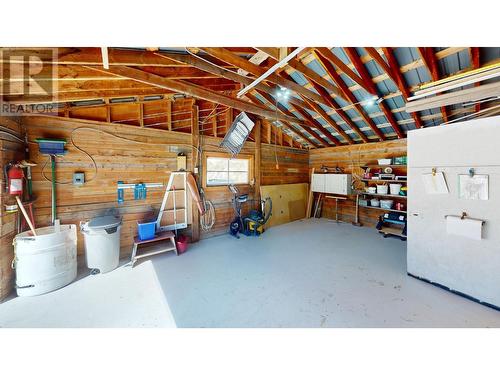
[446, 215, 483, 240]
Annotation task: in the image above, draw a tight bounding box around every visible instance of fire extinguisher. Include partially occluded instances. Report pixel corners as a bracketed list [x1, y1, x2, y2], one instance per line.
[7, 164, 24, 196]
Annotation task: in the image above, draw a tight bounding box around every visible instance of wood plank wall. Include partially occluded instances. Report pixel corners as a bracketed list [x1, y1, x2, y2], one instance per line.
[22, 115, 196, 264]
[309, 139, 407, 227]
[0, 116, 24, 301]
[18, 110, 309, 261]
[201, 141, 309, 238]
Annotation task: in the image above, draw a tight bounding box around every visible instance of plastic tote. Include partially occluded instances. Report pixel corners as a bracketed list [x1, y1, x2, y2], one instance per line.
[81, 215, 122, 274]
[389, 183, 402, 195]
[380, 199, 394, 209]
[13, 224, 77, 297]
[137, 220, 156, 241]
[376, 184, 388, 194]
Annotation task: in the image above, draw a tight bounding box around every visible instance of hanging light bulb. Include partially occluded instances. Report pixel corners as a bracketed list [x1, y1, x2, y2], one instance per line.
[363, 95, 380, 107]
[276, 86, 290, 102]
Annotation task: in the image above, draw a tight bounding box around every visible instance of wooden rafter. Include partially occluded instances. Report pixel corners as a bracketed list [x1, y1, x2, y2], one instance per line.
[84, 65, 307, 125]
[470, 47, 481, 112]
[196, 47, 332, 108]
[254, 91, 330, 147]
[312, 49, 386, 141]
[314, 48, 368, 91]
[417, 47, 449, 123]
[302, 99, 353, 145]
[245, 92, 319, 148]
[155, 50, 308, 109]
[3, 88, 175, 104]
[369, 47, 423, 128]
[256, 47, 347, 99]
[342, 47, 405, 138]
[289, 103, 341, 146]
[276, 70, 359, 144]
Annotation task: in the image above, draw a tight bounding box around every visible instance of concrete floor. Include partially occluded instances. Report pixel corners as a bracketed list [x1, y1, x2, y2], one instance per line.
[1, 218, 499, 327]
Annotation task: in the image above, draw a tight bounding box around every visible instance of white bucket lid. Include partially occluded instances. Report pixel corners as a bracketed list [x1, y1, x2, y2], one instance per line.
[87, 215, 121, 230]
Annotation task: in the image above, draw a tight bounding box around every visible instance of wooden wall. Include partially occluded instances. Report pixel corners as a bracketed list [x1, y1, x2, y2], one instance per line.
[19, 109, 309, 259]
[22, 115, 196, 263]
[0, 116, 25, 301]
[309, 139, 407, 227]
[201, 141, 309, 238]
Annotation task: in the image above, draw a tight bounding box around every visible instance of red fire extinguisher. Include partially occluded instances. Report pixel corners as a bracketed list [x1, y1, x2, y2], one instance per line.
[7, 165, 24, 196]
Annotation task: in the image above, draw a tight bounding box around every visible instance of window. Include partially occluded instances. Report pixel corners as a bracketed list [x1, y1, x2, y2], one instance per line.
[204, 153, 253, 187]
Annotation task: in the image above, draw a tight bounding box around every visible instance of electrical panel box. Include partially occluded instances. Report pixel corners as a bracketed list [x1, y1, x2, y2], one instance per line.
[73, 172, 85, 186]
[311, 173, 352, 195]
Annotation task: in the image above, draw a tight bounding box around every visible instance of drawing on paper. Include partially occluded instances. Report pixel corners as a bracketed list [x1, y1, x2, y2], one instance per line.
[458, 174, 488, 200]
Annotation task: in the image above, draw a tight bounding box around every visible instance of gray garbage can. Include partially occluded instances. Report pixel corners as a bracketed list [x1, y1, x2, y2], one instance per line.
[81, 215, 122, 274]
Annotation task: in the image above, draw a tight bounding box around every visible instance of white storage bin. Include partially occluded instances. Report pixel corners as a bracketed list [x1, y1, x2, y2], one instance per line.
[389, 183, 402, 195]
[380, 199, 394, 209]
[13, 224, 77, 297]
[81, 215, 122, 274]
[377, 158, 392, 165]
[376, 184, 388, 194]
[370, 198, 380, 207]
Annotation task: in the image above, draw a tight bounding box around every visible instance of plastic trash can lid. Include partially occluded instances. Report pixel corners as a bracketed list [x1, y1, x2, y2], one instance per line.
[88, 215, 121, 230]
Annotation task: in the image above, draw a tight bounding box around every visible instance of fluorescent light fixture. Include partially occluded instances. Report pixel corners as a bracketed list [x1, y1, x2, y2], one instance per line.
[220, 112, 255, 156]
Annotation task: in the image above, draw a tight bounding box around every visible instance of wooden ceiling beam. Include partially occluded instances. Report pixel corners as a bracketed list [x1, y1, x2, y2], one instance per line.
[302, 98, 354, 145]
[470, 47, 481, 112]
[156, 50, 307, 109]
[85, 65, 306, 125]
[373, 47, 424, 128]
[312, 50, 385, 141]
[245, 92, 317, 148]
[343, 47, 405, 138]
[276, 70, 360, 144]
[3, 88, 175, 104]
[256, 47, 346, 99]
[289, 104, 342, 146]
[197, 47, 332, 107]
[255, 91, 330, 147]
[417, 47, 449, 123]
[314, 47, 368, 90]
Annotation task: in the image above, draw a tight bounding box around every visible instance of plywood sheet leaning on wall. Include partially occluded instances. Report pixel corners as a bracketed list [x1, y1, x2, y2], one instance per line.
[260, 183, 308, 228]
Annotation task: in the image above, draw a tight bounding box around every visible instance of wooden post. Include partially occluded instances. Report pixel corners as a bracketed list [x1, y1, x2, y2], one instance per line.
[306, 167, 315, 218]
[191, 105, 200, 242]
[104, 98, 111, 123]
[211, 103, 218, 137]
[138, 96, 144, 127]
[166, 99, 172, 131]
[254, 119, 261, 201]
[225, 107, 233, 135]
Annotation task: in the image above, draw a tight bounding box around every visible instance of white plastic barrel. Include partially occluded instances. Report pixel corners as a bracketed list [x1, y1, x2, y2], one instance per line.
[81, 215, 122, 274]
[13, 224, 77, 297]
